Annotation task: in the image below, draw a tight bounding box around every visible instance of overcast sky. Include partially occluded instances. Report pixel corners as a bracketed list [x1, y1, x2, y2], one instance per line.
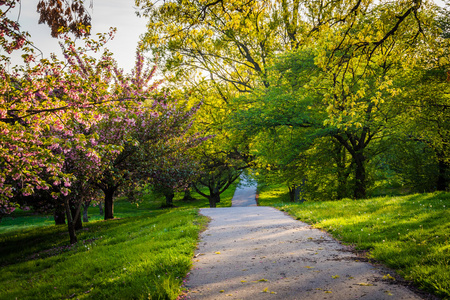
[7, 0, 148, 72]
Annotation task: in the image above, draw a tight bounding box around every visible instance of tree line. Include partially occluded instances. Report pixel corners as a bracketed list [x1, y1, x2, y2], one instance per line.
[138, 0, 449, 201]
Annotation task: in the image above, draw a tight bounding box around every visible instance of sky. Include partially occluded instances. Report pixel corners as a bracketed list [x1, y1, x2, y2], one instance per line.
[6, 0, 149, 72]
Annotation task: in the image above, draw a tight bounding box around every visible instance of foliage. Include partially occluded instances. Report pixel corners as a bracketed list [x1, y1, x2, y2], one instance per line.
[136, 0, 296, 203]
[230, 0, 447, 199]
[37, 0, 92, 38]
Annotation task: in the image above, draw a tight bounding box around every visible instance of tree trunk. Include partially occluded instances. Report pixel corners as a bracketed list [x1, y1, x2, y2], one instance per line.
[104, 188, 116, 220]
[70, 202, 83, 230]
[64, 197, 77, 244]
[164, 189, 175, 207]
[182, 189, 194, 201]
[213, 187, 220, 203]
[54, 205, 66, 225]
[288, 185, 296, 202]
[354, 153, 366, 199]
[98, 202, 104, 215]
[437, 159, 449, 191]
[208, 193, 220, 208]
[82, 201, 91, 223]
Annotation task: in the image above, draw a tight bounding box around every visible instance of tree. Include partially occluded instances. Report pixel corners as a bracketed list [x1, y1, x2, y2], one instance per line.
[93, 97, 206, 218]
[234, 0, 437, 199]
[395, 67, 450, 192]
[193, 142, 251, 207]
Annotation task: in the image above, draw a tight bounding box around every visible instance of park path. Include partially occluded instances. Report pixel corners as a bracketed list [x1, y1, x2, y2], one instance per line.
[230, 176, 258, 207]
[184, 179, 423, 300]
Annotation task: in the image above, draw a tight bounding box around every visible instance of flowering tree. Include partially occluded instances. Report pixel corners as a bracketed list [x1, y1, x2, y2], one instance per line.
[0, 0, 207, 243]
[91, 97, 207, 219]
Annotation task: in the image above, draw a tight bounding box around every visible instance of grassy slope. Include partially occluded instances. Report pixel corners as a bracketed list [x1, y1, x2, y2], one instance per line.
[258, 184, 450, 299]
[0, 183, 237, 300]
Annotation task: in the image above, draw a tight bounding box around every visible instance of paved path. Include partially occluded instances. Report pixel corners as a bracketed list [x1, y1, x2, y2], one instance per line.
[231, 176, 257, 207]
[185, 184, 423, 299]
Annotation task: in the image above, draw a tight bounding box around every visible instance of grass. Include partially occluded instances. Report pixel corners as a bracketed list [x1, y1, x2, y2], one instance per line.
[258, 184, 450, 299]
[0, 182, 238, 300]
[0, 183, 237, 235]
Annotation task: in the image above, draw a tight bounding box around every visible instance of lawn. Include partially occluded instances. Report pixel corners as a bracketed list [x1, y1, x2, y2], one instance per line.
[0, 183, 238, 300]
[258, 185, 450, 298]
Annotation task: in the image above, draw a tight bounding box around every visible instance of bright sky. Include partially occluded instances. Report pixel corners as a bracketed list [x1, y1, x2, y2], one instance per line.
[7, 0, 148, 72]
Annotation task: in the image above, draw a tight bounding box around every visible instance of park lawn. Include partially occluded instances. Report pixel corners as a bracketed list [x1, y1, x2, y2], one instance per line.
[0, 182, 238, 300]
[0, 182, 237, 235]
[258, 185, 450, 299]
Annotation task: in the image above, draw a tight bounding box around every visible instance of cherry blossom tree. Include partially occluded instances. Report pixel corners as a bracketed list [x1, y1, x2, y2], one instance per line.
[1, 1, 208, 243]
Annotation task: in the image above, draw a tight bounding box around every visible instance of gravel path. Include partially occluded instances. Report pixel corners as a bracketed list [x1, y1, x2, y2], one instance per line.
[185, 183, 423, 299]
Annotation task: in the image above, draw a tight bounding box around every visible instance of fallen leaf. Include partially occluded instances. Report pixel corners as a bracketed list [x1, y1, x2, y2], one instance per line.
[241, 280, 247, 283]
[215, 251, 221, 254]
[226, 294, 233, 296]
[262, 287, 269, 293]
[271, 291, 277, 294]
[325, 291, 332, 294]
[382, 274, 395, 281]
[315, 288, 322, 290]
[357, 283, 374, 286]
[385, 290, 393, 296]
[258, 278, 268, 282]
[332, 275, 340, 279]
[242, 269, 248, 271]
[219, 290, 225, 293]
[304, 266, 315, 269]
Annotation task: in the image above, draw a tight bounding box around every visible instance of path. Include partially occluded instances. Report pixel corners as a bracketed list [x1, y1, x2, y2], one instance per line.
[231, 176, 258, 207]
[185, 182, 423, 299]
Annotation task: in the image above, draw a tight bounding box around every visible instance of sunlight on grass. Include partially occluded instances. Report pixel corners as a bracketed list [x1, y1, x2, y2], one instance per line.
[0, 181, 238, 235]
[0, 209, 208, 299]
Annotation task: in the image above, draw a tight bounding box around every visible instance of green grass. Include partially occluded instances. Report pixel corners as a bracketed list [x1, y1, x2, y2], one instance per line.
[0, 183, 238, 300]
[0, 182, 237, 235]
[258, 185, 450, 298]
